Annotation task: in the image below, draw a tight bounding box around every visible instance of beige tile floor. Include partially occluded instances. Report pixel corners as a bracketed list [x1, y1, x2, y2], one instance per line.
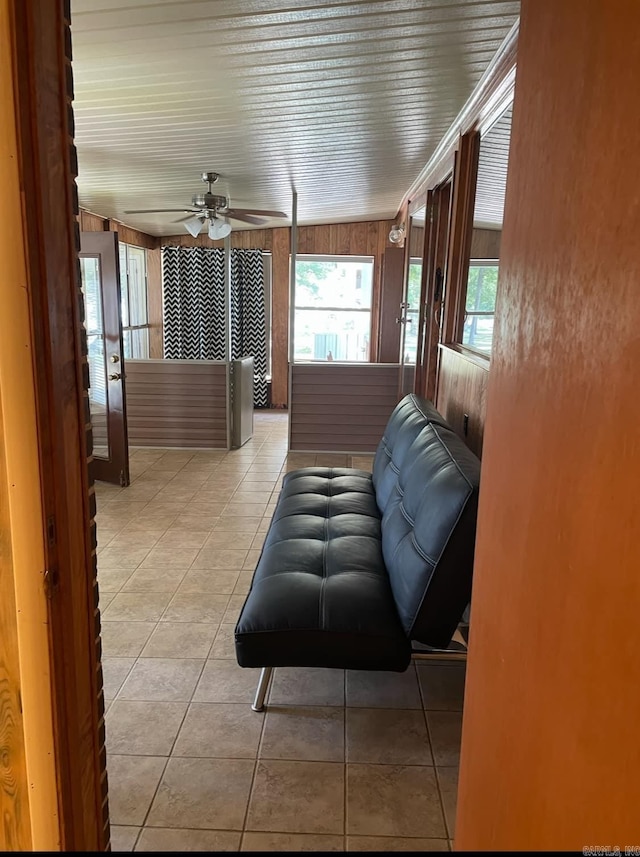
[96, 411, 463, 852]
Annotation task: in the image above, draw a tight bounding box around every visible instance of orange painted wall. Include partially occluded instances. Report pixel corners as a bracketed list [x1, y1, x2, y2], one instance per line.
[455, 0, 640, 848]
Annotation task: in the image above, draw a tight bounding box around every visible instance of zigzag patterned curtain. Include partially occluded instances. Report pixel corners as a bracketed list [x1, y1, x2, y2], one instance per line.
[162, 245, 267, 407]
[230, 249, 268, 407]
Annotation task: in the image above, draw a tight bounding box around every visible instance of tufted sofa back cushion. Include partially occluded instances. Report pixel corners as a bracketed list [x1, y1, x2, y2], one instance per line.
[373, 395, 480, 648]
[372, 394, 451, 513]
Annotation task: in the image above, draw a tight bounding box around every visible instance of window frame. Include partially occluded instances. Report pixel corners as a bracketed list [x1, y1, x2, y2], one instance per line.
[119, 242, 150, 359]
[459, 257, 499, 356]
[292, 253, 375, 363]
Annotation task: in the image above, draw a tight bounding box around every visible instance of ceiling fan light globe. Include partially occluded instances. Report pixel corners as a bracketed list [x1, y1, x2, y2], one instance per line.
[185, 216, 203, 238]
[209, 219, 232, 240]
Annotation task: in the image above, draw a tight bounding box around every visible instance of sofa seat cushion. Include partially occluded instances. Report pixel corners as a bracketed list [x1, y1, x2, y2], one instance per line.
[235, 467, 412, 671]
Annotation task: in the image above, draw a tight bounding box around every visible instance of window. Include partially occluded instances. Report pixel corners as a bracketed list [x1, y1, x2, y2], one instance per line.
[119, 243, 149, 358]
[461, 260, 499, 354]
[293, 255, 374, 362]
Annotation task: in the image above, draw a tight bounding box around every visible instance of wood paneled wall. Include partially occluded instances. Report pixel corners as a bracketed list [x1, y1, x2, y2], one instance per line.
[79, 208, 164, 356]
[456, 0, 640, 848]
[162, 220, 397, 407]
[270, 227, 290, 407]
[289, 363, 400, 452]
[146, 248, 163, 358]
[470, 227, 501, 259]
[79, 208, 159, 250]
[435, 346, 488, 459]
[160, 229, 273, 250]
[377, 247, 405, 363]
[125, 359, 229, 448]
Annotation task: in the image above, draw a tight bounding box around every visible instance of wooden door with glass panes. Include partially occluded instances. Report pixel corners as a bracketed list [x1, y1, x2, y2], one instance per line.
[79, 231, 130, 485]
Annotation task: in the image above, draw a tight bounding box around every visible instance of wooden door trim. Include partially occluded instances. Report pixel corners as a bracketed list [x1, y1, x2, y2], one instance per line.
[414, 189, 435, 397]
[441, 131, 481, 347]
[11, 0, 109, 849]
[420, 179, 452, 402]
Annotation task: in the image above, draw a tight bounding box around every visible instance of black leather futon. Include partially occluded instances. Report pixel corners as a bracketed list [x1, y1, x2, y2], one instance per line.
[235, 393, 481, 707]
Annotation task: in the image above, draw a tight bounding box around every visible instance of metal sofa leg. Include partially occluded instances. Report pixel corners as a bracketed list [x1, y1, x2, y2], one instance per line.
[251, 666, 273, 712]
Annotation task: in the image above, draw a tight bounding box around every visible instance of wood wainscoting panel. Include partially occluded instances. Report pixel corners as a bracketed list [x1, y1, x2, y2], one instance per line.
[290, 363, 400, 452]
[435, 346, 489, 458]
[125, 359, 228, 448]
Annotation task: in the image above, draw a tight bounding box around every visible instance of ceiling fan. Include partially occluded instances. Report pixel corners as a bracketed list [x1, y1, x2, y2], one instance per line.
[124, 171, 288, 239]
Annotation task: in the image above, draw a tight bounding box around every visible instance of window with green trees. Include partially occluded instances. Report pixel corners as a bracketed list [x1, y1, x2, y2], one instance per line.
[293, 255, 373, 362]
[461, 260, 499, 354]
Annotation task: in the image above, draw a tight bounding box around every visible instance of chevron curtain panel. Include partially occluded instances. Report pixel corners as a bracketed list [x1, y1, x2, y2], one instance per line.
[230, 249, 268, 408]
[162, 246, 267, 407]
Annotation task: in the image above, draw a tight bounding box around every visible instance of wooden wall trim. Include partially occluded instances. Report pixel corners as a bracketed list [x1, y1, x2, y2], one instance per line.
[12, 0, 108, 849]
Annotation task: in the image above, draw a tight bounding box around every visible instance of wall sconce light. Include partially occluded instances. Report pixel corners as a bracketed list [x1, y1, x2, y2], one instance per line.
[388, 223, 405, 244]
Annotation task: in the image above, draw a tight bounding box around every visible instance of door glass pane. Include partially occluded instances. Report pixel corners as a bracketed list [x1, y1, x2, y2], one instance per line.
[403, 208, 426, 365]
[399, 206, 426, 396]
[119, 242, 129, 328]
[127, 246, 148, 326]
[80, 255, 110, 458]
[123, 327, 150, 359]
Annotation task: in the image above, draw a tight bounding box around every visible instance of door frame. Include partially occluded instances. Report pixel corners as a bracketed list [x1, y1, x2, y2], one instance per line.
[417, 177, 453, 402]
[9, 0, 109, 849]
[398, 196, 428, 396]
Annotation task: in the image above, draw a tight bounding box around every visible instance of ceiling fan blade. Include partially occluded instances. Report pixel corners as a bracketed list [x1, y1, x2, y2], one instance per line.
[225, 207, 288, 218]
[123, 208, 195, 214]
[223, 210, 267, 225]
[172, 214, 202, 224]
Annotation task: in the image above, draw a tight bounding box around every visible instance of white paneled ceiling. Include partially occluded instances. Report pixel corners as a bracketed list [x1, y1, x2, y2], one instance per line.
[71, 0, 519, 236]
[474, 105, 512, 228]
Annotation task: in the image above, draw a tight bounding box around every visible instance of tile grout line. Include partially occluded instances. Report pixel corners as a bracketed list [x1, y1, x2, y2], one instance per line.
[343, 668, 347, 850]
[132, 659, 208, 842]
[238, 676, 270, 848]
[416, 661, 450, 841]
